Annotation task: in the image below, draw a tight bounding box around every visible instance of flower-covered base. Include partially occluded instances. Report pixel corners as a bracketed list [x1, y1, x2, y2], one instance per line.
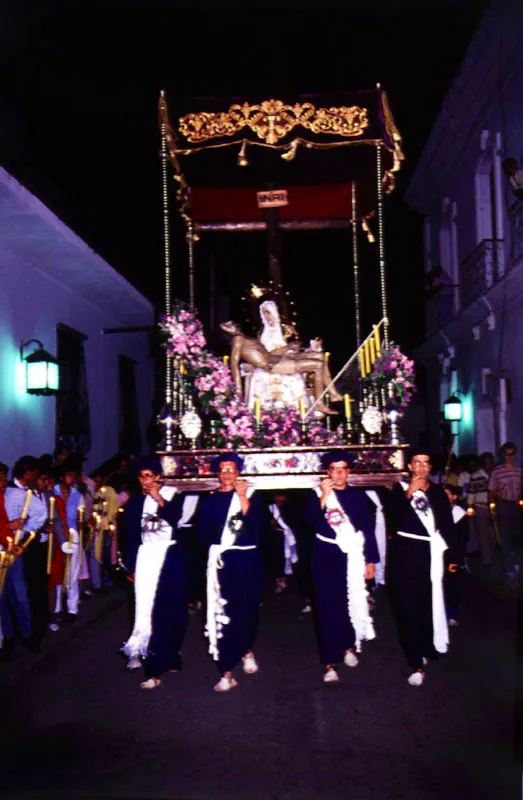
[158, 444, 408, 491]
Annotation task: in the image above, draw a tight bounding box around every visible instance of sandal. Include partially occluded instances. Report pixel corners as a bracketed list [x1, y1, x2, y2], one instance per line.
[140, 677, 161, 690]
[214, 676, 238, 692]
[323, 667, 339, 684]
[242, 654, 259, 674]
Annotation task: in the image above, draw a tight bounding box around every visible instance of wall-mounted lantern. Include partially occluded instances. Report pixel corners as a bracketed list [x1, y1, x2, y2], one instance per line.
[20, 339, 59, 396]
[443, 393, 462, 423]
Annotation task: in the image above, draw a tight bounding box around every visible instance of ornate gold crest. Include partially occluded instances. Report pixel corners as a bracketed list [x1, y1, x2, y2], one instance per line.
[179, 99, 369, 145]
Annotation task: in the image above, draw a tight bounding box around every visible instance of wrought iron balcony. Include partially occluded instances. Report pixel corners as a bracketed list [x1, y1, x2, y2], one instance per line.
[509, 196, 523, 265]
[458, 239, 504, 310]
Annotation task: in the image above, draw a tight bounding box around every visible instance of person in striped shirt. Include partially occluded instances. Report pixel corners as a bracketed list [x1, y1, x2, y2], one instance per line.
[488, 442, 522, 579]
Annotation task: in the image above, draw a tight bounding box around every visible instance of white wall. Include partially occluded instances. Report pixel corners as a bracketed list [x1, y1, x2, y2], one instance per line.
[0, 248, 154, 473]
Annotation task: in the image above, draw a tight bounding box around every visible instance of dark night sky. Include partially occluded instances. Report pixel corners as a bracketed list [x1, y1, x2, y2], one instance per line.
[1, 0, 488, 366]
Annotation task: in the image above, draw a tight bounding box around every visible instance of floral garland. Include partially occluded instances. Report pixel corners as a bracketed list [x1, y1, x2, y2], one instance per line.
[365, 341, 416, 408]
[160, 302, 342, 449]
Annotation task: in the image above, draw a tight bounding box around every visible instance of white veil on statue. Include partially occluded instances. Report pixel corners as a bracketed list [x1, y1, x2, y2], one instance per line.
[247, 298, 309, 410]
[259, 300, 287, 352]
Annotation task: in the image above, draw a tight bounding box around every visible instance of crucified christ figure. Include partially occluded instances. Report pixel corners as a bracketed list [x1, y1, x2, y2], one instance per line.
[219, 320, 340, 415]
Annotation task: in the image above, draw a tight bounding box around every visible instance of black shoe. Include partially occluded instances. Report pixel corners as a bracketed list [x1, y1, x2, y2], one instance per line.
[22, 636, 42, 654]
[0, 638, 15, 662]
[64, 613, 78, 625]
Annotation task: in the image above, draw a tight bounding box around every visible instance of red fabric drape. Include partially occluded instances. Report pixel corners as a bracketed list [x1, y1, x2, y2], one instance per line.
[190, 183, 354, 222]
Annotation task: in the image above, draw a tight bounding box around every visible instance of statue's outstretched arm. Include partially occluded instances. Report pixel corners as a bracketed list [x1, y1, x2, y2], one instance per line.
[230, 339, 243, 394]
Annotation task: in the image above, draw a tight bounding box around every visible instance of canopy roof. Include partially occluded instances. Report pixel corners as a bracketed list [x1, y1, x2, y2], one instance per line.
[160, 88, 403, 227]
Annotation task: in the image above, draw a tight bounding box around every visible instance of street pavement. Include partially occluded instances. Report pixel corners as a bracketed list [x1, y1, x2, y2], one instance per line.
[0, 556, 520, 800]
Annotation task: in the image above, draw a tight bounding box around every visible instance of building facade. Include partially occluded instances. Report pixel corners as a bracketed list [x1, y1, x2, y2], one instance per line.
[0, 166, 155, 472]
[405, 0, 523, 457]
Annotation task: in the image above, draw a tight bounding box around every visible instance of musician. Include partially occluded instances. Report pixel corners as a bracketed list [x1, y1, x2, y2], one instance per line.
[0, 456, 47, 659]
[23, 463, 56, 643]
[120, 457, 188, 690]
[54, 460, 84, 621]
[197, 453, 266, 692]
[89, 471, 119, 591]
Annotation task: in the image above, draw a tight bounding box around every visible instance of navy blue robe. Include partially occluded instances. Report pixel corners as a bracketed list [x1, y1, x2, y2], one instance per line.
[444, 509, 469, 621]
[387, 481, 461, 671]
[120, 492, 189, 679]
[304, 487, 379, 665]
[197, 490, 265, 675]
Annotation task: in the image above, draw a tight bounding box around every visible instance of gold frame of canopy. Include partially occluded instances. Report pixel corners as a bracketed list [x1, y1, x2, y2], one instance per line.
[156, 89, 406, 469]
[158, 89, 404, 234]
[158, 87, 403, 342]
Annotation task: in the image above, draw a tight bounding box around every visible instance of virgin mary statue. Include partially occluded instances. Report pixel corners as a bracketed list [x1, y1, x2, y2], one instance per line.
[246, 300, 341, 411]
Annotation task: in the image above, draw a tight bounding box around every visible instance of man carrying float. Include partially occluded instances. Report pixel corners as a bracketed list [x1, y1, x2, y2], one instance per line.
[197, 453, 265, 692]
[305, 450, 378, 684]
[120, 457, 189, 690]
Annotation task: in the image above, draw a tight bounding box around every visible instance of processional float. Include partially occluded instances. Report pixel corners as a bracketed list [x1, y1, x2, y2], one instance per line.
[156, 88, 413, 489]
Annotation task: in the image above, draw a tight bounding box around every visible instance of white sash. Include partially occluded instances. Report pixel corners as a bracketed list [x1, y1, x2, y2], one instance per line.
[400, 482, 449, 653]
[122, 487, 177, 659]
[316, 489, 375, 652]
[366, 490, 386, 586]
[206, 489, 255, 661]
[452, 505, 466, 524]
[269, 503, 298, 576]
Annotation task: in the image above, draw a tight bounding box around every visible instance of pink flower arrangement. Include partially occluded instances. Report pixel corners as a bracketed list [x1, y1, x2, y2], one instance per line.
[367, 342, 416, 407]
[161, 306, 206, 359]
[258, 406, 302, 448]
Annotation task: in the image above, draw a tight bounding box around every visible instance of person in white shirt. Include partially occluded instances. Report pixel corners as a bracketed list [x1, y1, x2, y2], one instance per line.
[467, 452, 495, 566]
[0, 456, 47, 659]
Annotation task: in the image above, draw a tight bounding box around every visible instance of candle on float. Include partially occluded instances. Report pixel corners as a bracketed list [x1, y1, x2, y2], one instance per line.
[223, 355, 230, 367]
[299, 397, 306, 421]
[325, 352, 330, 365]
[364, 340, 371, 375]
[466, 506, 475, 517]
[373, 324, 381, 356]
[369, 337, 376, 365]
[254, 399, 261, 423]
[358, 348, 366, 378]
[344, 394, 352, 419]
[49, 496, 55, 521]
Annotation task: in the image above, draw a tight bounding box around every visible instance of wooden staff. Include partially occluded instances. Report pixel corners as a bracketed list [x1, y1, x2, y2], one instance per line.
[13, 489, 33, 545]
[0, 545, 13, 599]
[62, 528, 75, 593]
[20, 531, 36, 552]
[46, 529, 54, 575]
[94, 512, 104, 564]
[0, 532, 34, 598]
[47, 497, 55, 575]
[78, 504, 85, 574]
